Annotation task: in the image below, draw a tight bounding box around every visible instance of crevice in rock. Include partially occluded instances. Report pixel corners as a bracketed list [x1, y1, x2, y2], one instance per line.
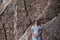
[23, 0, 28, 17]
[0, 0, 12, 16]
[2, 23, 7, 40]
[23, 0, 32, 28]
[29, 17, 32, 24]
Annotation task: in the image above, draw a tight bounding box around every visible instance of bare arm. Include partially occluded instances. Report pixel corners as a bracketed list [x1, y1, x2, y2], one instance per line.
[31, 29, 38, 38]
[38, 30, 42, 36]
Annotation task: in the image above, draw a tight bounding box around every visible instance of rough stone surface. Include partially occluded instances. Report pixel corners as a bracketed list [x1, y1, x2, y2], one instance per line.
[0, 0, 3, 5]
[19, 16, 60, 40]
[42, 16, 60, 40]
[0, 0, 16, 40]
[0, 0, 60, 40]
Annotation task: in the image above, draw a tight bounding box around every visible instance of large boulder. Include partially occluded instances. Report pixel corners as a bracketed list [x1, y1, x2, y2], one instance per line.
[0, 0, 60, 40]
[42, 16, 60, 40]
[0, 0, 16, 40]
[19, 16, 60, 40]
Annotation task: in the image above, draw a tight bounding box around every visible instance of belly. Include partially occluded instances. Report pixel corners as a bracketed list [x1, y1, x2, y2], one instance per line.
[34, 30, 39, 34]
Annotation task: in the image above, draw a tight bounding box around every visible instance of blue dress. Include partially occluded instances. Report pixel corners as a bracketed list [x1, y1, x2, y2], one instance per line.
[31, 25, 42, 40]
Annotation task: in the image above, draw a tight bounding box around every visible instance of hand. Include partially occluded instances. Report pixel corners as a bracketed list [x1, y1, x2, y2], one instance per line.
[34, 34, 38, 38]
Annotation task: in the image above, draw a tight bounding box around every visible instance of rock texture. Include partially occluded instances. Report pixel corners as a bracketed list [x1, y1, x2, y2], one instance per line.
[0, 0, 12, 15]
[0, 0, 60, 40]
[42, 16, 60, 40]
[19, 16, 60, 40]
[0, 0, 16, 40]
[0, 0, 3, 5]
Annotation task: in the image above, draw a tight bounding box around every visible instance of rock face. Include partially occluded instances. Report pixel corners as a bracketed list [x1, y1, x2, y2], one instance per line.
[0, 0, 60, 40]
[0, 0, 16, 40]
[0, 0, 3, 5]
[42, 16, 60, 40]
[19, 16, 60, 40]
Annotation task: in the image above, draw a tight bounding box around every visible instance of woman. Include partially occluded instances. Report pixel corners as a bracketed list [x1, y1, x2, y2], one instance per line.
[31, 20, 42, 40]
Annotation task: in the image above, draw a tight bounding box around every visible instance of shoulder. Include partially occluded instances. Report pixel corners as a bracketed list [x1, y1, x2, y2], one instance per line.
[38, 25, 42, 29]
[31, 25, 34, 29]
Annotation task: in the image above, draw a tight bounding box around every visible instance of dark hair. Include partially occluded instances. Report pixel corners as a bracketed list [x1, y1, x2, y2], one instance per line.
[33, 20, 37, 23]
[33, 20, 41, 26]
